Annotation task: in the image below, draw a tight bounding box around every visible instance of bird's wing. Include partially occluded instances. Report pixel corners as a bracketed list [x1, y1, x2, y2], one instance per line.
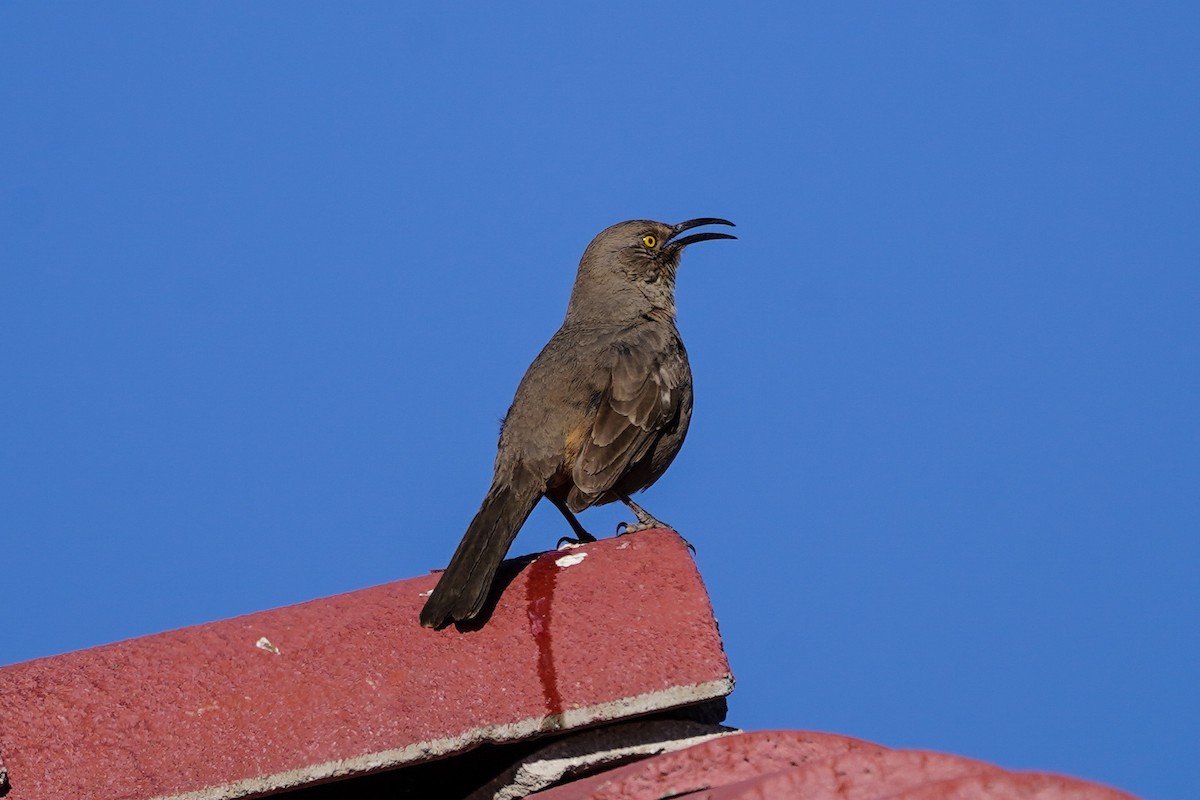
[571, 326, 687, 501]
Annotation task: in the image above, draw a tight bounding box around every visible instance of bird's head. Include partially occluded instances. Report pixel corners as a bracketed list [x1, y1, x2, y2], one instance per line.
[567, 218, 736, 322]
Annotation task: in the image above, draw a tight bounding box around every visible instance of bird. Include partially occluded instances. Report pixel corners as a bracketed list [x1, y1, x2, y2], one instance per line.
[420, 217, 736, 629]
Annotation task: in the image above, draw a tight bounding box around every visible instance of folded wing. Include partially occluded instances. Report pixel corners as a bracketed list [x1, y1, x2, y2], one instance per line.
[568, 326, 688, 509]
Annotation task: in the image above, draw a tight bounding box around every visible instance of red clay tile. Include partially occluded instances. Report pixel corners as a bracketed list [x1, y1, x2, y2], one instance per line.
[0, 530, 731, 800]
[532, 736, 1136, 800]
[690, 748, 1002, 799]
[530, 730, 884, 800]
[886, 771, 1138, 800]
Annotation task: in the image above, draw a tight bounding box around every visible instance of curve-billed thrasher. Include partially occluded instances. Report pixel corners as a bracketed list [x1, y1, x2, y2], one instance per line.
[420, 218, 736, 629]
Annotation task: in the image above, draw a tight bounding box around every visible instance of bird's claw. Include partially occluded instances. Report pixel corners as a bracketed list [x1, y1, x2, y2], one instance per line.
[615, 521, 696, 553]
[557, 533, 597, 549]
[616, 520, 669, 535]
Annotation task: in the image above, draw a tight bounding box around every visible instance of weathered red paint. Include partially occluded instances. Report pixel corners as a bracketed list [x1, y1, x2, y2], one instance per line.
[889, 772, 1139, 799]
[0, 530, 731, 800]
[530, 730, 886, 799]
[529, 731, 1138, 800]
[696, 748, 1004, 799]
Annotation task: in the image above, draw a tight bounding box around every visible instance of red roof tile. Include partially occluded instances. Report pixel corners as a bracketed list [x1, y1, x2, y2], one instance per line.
[526, 731, 1137, 800]
[0, 530, 731, 800]
[888, 772, 1138, 800]
[528, 730, 883, 799]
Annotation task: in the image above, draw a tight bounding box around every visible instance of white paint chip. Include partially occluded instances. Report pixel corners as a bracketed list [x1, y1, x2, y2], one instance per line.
[255, 637, 281, 655]
[554, 552, 588, 568]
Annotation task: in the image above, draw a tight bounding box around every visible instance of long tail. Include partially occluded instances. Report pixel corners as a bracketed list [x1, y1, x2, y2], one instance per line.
[420, 474, 543, 628]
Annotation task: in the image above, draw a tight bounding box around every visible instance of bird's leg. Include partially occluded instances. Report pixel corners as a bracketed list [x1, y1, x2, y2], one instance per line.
[615, 493, 671, 534]
[616, 493, 695, 552]
[550, 496, 597, 548]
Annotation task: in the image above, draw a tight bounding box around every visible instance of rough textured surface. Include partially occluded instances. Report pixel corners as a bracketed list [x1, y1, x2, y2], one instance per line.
[693, 748, 1002, 799]
[0, 530, 730, 800]
[528, 732, 1138, 800]
[530, 734, 878, 800]
[888, 772, 1139, 800]
[529, 730, 881, 800]
[468, 719, 736, 800]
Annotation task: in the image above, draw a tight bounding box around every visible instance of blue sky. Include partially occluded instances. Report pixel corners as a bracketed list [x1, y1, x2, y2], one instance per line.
[3, 4, 1197, 797]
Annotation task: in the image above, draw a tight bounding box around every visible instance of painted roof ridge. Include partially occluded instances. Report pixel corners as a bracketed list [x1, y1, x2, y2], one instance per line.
[0, 530, 730, 800]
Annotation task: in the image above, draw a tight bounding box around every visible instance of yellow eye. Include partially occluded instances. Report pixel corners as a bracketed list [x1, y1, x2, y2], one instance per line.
[642, 234, 657, 248]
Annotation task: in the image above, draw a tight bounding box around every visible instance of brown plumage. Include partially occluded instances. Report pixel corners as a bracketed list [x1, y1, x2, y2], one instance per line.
[419, 218, 735, 629]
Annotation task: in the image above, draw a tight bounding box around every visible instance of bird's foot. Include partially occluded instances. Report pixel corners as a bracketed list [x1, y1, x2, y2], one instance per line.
[550, 497, 597, 549]
[556, 532, 597, 549]
[615, 520, 696, 553]
[615, 519, 669, 535]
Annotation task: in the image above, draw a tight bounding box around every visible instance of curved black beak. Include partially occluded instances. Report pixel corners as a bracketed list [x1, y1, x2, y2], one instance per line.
[666, 218, 737, 250]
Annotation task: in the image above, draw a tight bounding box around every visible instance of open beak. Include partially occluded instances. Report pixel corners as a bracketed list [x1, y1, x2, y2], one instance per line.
[665, 218, 737, 251]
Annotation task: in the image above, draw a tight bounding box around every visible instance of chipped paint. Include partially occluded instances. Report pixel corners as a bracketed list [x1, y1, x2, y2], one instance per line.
[555, 539, 587, 551]
[255, 637, 281, 655]
[490, 729, 735, 800]
[553, 552, 587, 568]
